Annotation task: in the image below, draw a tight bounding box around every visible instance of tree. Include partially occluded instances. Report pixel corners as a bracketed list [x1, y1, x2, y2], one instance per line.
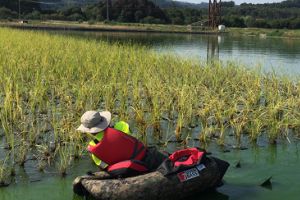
[244, 16, 255, 27]
[221, 1, 235, 7]
[0, 0, 41, 13]
[0, 7, 17, 19]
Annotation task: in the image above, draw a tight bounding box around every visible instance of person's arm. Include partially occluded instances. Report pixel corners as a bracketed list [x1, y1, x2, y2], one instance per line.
[88, 132, 107, 169]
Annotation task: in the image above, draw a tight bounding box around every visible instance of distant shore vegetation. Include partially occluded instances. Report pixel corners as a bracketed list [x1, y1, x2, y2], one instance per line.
[0, 0, 300, 29]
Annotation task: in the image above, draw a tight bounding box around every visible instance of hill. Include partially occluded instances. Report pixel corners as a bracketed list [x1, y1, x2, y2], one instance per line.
[149, 0, 208, 9]
[0, 0, 208, 13]
[1, 0, 300, 29]
[220, 0, 300, 29]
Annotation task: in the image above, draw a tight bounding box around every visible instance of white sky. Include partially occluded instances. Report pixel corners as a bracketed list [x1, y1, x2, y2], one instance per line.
[180, 0, 284, 5]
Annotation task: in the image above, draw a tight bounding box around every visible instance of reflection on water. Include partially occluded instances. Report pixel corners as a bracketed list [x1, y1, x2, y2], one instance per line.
[50, 30, 300, 76]
[207, 36, 219, 61]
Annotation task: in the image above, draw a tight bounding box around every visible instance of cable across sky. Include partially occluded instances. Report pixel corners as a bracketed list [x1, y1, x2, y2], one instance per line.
[181, 0, 283, 4]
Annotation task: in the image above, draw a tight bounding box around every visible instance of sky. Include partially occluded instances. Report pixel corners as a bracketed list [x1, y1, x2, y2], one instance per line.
[180, 0, 284, 5]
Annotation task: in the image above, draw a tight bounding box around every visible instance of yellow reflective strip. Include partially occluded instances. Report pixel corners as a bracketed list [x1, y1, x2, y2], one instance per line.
[89, 132, 104, 166]
[89, 140, 96, 146]
[92, 154, 101, 166]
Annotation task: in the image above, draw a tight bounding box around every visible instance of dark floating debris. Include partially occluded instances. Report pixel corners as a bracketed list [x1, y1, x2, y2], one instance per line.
[222, 148, 231, 153]
[260, 176, 272, 190]
[0, 181, 10, 187]
[235, 161, 241, 168]
[30, 179, 41, 183]
[167, 135, 183, 143]
[232, 145, 248, 151]
[188, 123, 197, 129]
[4, 145, 12, 150]
[161, 116, 172, 122]
[10, 169, 16, 176]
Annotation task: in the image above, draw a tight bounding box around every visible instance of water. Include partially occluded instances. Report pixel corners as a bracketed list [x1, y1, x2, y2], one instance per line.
[164, 136, 300, 200]
[210, 142, 300, 200]
[1, 140, 300, 200]
[1, 31, 300, 199]
[0, 156, 97, 200]
[58, 31, 300, 76]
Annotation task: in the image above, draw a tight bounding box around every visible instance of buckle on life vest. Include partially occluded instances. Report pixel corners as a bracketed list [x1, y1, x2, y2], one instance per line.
[99, 160, 108, 170]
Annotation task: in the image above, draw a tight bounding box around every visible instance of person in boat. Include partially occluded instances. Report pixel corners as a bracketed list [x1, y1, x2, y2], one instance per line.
[77, 110, 167, 177]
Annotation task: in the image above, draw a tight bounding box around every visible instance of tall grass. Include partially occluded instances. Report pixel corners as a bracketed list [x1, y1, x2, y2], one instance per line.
[0, 27, 300, 179]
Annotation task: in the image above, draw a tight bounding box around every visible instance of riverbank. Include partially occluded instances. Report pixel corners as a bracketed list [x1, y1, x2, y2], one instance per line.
[228, 27, 300, 39]
[0, 20, 222, 35]
[1, 20, 299, 38]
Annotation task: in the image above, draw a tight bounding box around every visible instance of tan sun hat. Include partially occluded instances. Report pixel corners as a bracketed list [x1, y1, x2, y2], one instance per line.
[76, 110, 111, 134]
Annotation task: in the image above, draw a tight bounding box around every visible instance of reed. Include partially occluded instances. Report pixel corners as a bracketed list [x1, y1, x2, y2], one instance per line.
[56, 144, 72, 177]
[0, 154, 11, 186]
[0, 27, 300, 179]
[16, 140, 28, 167]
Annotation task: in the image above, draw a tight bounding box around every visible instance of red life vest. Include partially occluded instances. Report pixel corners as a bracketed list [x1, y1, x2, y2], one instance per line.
[87, 127, 147, 167]
[157, 148, 206, 177]
[169, 148, 204, 167]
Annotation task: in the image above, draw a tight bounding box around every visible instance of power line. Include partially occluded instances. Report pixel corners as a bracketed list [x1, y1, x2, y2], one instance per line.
[107, 0, 109, 21]
[20, 0, 80, 5]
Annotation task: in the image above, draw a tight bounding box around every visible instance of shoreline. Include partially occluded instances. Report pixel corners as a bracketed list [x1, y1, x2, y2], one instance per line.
[0, 21, 225, 35]
[0, 21, 299, 38]
[227, 27, 300, 39]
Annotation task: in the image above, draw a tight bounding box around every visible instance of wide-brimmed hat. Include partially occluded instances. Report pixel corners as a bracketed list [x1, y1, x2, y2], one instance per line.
[76, 110, 111, 134]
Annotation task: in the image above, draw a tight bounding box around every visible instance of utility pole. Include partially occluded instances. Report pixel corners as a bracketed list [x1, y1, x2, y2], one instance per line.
[208, 0, 221, 29]
[106, 0, 110, 21]
[18, 0, 21, 20]
[218, 0, 222, 26]
[208, 0, 211, 28]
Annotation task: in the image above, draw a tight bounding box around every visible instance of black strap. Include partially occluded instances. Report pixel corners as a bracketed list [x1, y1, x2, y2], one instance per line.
[93, 139, 99, 144]
[131, 159, 148, 168]
[130, 140, 146, 160]
[133, 145, 146, 159]
[130, 140, 139, 159]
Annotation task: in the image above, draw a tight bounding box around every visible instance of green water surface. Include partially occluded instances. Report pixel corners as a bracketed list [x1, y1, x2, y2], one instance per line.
[1, 141, 300, 200]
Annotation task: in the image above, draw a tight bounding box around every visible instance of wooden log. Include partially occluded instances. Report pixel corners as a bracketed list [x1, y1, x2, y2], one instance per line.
[73, 157, 229, 200]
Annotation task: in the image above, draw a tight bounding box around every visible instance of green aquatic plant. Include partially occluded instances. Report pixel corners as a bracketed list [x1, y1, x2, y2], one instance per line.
[56, 144, 73, 177]
[16, 140, 29, 167]
[0, 80, 15, 150]
[0, 27, 300, 179]
[0, 154, 11, 186]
